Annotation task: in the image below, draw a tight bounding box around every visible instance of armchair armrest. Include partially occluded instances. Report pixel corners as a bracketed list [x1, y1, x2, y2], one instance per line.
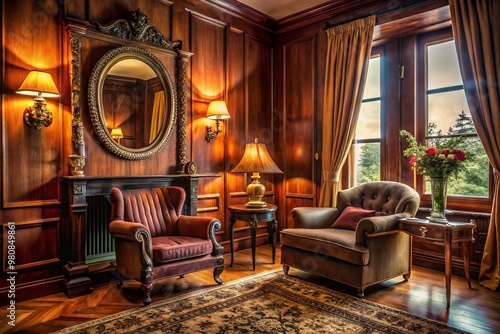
[355, 212, 411, 246]
[178, 216, 219, 239]
[109, 220, 150, 242]
[109, 220, 153, 272]
[291, 207, 340, 229]
[178, 216, 223, 256]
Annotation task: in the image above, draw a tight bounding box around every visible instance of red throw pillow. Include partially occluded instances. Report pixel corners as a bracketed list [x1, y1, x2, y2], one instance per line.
[331, 206, 386, 230]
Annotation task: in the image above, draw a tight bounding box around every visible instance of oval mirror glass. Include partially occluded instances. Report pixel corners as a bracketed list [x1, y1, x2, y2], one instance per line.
[88, 46, 177, 160]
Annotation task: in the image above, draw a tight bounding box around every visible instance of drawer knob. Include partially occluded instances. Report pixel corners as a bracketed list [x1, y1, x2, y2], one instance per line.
[419, 226, 428, 237]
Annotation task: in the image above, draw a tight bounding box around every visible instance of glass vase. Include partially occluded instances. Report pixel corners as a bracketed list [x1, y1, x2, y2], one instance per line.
[428, 176, 448, 223]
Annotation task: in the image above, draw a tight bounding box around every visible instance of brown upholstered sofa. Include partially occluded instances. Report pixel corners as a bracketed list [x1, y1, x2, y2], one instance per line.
[109, 186, 224, 305]
[280, 181, 420, 297]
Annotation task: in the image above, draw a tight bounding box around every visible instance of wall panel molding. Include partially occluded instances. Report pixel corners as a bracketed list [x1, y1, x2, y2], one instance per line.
[197, 193, 221, 213]
[2, 218, 60, 272]
[283, 35, 317, 198]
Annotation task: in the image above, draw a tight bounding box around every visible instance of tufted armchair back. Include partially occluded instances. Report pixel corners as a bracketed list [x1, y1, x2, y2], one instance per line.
[109, 186, 186, 238]
[336, 181, 419, 216]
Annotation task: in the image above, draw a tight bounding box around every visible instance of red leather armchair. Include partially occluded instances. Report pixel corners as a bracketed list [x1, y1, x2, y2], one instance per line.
[109, 186, 224, 305]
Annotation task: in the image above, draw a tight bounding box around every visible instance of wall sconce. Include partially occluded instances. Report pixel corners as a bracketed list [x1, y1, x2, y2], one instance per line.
[110, 127, 124, 143]
[206, 100, 230, 142]
[16, 70, 61, 129]
[231, 138, 283, 207]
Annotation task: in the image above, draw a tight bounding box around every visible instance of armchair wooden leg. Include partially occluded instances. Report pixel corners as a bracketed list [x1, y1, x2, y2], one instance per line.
[213, 265, 224, 285]
[112, 270, 123, 290]
[403, 272, 411, 281]
[283, 265, 290, 275]
[141, 267, 153, 305]
[357, 289, 365, 297]
[142, 283, 152, 305]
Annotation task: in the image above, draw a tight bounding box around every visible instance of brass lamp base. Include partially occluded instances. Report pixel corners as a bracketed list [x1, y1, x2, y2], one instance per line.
[245, 172, 267, 207]
[246, 200, 267, 208]
[24, 95, 53, 129]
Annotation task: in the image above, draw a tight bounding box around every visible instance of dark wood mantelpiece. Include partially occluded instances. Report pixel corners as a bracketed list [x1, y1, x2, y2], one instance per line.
[60, 174, 217, 298]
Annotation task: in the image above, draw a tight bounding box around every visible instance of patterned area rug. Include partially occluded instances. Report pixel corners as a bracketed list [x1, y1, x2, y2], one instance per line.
[54, 270, 469, 334]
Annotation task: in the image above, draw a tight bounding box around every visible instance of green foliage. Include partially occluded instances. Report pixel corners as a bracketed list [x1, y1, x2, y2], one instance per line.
[356, 143, 380, 184]
[355, 111, 489, 197]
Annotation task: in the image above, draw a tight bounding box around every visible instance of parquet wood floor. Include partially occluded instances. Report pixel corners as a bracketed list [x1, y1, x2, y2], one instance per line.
[1, 245, 498, 334]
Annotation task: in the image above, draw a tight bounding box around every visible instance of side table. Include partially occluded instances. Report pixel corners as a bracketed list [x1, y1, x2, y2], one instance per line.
[228, 204, 278, 270]
[398, 218, 476, 306]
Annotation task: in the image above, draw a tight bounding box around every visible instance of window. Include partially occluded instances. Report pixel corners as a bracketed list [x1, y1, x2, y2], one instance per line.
[346, 26, 492, 212]
[351, 47, 385, 185]
[423, 38, 489, 197]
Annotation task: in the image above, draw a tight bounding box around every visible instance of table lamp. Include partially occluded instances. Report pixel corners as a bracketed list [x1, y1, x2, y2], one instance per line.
[231, 138, 282, 207]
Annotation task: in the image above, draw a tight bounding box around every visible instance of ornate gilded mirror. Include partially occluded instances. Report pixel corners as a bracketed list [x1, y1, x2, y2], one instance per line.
[68, 9, 190, 169]
[88, 46, 176, 160]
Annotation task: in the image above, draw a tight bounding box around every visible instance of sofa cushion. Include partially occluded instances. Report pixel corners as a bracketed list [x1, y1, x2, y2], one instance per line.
[331, 206, 387, 230]
[152, 236, 213, 263]
[280, 228, 369, 266]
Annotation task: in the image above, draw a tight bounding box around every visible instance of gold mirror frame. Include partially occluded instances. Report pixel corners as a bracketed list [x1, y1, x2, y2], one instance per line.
[67, 9, 191, 172]
[88, 46, 176, 160]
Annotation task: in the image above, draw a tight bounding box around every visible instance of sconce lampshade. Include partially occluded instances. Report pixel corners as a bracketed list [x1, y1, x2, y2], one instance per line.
[205, 100, 230, 142]
[231, 138, 282, 207]
[16, 70, 60, 129]
[206, 101, 230, 120]
[110, 127, 124, 138]
[16, 70, 60, 98]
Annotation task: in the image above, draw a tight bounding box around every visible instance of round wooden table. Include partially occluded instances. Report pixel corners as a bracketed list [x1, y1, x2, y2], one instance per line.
[228, 204, 278, 270]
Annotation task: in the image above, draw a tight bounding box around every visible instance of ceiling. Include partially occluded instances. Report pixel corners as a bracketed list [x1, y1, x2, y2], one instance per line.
[235, 0, 331, 20]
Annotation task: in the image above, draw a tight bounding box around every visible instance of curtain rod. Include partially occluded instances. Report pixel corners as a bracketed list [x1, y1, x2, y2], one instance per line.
[323, 0, 427, 30]
[323, 14, 375, 31]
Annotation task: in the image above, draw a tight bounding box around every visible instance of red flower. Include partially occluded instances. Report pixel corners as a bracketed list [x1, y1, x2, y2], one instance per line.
[453, 149, 466, 161]
[425, 147, 438, 155]
[409, 155, 416, 166]
[441, 148, 449, 155]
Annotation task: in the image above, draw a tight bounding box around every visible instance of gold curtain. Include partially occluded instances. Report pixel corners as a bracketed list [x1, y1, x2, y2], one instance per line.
[149, 90, 165, 143]
[449, 0, 500, 290]
[318, 16, 376, 207]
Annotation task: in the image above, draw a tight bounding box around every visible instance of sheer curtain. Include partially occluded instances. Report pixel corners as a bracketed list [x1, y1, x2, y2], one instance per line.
[149, 90, 165, 143]
[319, 16, 376, 207]
[450, 0, 500, 291]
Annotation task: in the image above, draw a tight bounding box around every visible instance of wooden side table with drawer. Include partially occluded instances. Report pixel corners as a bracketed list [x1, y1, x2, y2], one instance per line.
[398, 218, 476, 306]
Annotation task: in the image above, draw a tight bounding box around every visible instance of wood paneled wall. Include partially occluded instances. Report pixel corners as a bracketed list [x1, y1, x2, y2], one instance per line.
[0, 0, 275, 303]
[1, 0, 484, 304]
[276, 32, 323, 230]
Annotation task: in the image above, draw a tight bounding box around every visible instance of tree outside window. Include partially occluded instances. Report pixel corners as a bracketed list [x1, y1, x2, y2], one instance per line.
[425, 39, 489, 197]
[354, 55, 382, 185]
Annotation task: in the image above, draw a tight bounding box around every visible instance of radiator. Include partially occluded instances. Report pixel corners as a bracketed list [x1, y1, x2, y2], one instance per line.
[85, 195, 115, 264]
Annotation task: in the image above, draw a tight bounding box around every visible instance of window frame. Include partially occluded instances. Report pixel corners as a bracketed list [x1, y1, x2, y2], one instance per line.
[343, 26, 492, 213]
[413, 28, 493, 212]
[344, 45, 387, 187]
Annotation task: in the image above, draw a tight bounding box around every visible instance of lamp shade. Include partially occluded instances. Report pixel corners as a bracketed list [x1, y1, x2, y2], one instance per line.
[16, 70, 60, 98]
[231, 138, 282, 174]
[110, 128, 124, 138]
[206, 101, 230, 120]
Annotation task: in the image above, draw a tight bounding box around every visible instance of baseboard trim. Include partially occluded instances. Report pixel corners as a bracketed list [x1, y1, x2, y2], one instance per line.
[0, 276, 64, 306]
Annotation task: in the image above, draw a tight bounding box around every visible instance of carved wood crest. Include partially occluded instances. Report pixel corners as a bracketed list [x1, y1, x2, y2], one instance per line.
[93, 9, 182, 51]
